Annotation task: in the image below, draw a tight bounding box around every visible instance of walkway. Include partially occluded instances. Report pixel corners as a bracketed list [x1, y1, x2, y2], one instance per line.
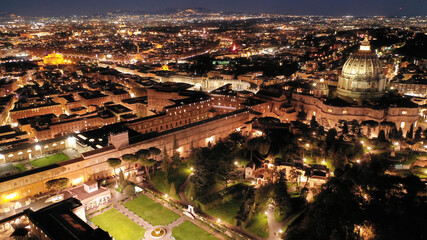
[116, 204, 152, 229]
[178, 174, 192, 205]
[266, 204, 283, 240]
[175, 177, 260, 240]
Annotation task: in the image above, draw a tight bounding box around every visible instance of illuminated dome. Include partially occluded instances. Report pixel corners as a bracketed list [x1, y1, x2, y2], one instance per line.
[337, 38, 386, 102]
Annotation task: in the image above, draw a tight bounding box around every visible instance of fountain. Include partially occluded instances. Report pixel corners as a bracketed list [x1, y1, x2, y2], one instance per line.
[150, 227, 166, 238]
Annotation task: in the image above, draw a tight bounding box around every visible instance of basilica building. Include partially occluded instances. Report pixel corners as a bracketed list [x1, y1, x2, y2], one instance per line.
[290, 38, 419, 136]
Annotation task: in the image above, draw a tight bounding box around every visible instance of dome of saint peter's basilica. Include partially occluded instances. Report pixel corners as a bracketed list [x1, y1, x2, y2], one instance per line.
[337, 37, 386, 102]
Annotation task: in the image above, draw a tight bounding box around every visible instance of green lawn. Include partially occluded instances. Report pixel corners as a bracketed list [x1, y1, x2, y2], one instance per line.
[205, 196, 244, 224]
[245, 211, 269, 238]
[150, 165, 191, 199]
[90, 208, 145, 240]
[14, 164, 27, 172]
[274, 210, 286, 222]
[30, 153, 70, 167]
[172, 221, 218, 240]
[123, 195, 180, 226]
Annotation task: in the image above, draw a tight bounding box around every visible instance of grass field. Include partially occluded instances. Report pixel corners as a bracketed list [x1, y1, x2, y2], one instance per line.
[205, 196, 244, 224]
[245, 211, 269, 238]
[123, 195, 180, 226]
[150, 165, 191, 199]
[14, 164, 27, 172]
[90, 208, 145, 240]
[30, 153, 69, 167]
[172, 221, 218, 240]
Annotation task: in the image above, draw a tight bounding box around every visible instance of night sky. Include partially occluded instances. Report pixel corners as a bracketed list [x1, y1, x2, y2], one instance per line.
[0, 0, 425, 17]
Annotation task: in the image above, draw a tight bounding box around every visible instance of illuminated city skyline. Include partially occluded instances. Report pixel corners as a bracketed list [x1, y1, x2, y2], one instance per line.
[0, 0, 425, 17]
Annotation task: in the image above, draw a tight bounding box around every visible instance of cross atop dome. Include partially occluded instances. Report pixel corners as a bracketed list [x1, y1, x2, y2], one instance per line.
[359, 36, 371, 52]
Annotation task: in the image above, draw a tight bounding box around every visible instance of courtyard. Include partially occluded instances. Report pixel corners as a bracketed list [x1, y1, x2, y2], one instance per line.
[90, 208, 146, 240]
[90, 194, 218, 240]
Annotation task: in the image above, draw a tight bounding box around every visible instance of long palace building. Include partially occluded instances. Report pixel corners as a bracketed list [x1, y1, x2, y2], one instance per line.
[0, 83, 264, 208]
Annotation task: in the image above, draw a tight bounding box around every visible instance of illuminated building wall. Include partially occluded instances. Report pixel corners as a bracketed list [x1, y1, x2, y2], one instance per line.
[0, 110, 251, 204]
[10, 104, 63, 123]
[43, 53, 66, 65]
[291, 93, 418, 135]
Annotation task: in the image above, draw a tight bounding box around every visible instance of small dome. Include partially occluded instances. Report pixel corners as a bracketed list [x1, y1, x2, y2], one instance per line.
[337, 38, 386, 102]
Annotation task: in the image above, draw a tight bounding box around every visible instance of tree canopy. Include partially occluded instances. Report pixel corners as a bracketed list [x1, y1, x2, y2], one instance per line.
[285, 158, 426, 240]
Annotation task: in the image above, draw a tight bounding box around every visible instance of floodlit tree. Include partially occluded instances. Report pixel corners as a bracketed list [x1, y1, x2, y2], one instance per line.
[121, 154, 137, 170]
[171, 137, 181, 169]
[148, 147, 161, 160]
[46, 178, 69, 195]
[137, 149, 154, 179]
[107, 158, 122, 176]
[124, 185, 135, 198]
[170, 182, 176, 197]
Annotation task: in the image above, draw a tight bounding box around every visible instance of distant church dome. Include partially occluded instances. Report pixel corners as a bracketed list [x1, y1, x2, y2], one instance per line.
[337, 38, 386, 101]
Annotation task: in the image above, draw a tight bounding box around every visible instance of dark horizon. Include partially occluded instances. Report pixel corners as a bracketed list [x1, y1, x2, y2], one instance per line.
[0, 0, 425, 17]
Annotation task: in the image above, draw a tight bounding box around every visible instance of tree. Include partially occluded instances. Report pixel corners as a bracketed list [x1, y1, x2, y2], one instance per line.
[46, 178, 69, 195]
[342, 121, 349, 135]
[378, 129, 386, 142]
[332, 147, 347, 170]
[124, 185, 135, 198]
[121, 154, 137, 170]
[396, 128, 404, 140]
[148, 147, 161, 161]
[286, 159, 426, 240]
[228, 131, 246, 150]
[191, 147, 216, 196]
[161, 146, 172, 179]
[414, 127, 422, 141]
[310, 115, 319, 129]
[297, 110, 307, 122]
[254, 183, 273, 206]
[171, 137, 181, 169]
[213, 141, 235, 187]
[274, 172, 292, 218]
[137, 149, 154, 179]
[119, 169, 125, 186]
[170, 182, 176, 197]
[325, 128, 338, 150]
[107, 158, 122, 176]
[406, 123, 414, 139]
